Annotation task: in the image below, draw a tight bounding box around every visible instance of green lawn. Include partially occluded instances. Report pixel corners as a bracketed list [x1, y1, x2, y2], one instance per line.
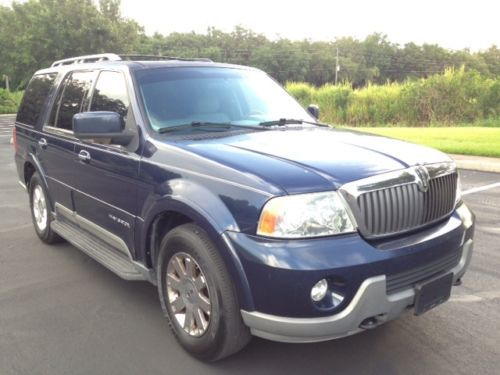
[353, 127, 500, 158]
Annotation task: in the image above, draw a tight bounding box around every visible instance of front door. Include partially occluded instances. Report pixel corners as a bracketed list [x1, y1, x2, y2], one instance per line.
[71, 70, 139, 257]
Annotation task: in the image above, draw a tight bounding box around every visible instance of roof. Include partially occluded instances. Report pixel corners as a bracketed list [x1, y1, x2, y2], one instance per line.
[35, 53, 257, 75]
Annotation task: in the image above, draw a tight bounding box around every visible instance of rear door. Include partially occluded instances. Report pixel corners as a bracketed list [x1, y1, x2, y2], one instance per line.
[15, 73, 57, 184]
[72, 70, 140, 256]
[38, 70, 96, 210]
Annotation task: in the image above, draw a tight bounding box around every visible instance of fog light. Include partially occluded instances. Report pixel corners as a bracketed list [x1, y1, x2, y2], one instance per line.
[311, 279, 328, 302]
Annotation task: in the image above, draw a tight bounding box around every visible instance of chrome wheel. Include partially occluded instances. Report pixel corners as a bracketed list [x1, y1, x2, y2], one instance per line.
[32, 185, 47, 232]
[166, 252, 211, 337]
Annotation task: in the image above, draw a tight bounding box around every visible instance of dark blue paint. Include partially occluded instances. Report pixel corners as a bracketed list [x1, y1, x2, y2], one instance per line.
[224, 211, 473, 317]
[14, 61, 473, 320]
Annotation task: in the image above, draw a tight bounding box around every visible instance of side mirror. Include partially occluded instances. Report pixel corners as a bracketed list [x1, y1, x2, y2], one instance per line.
[72, 111, 134, 146]
[307, 104, 320, 120]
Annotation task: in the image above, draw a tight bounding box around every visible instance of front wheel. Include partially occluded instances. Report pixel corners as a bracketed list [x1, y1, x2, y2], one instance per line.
[157, 223, 251, 361]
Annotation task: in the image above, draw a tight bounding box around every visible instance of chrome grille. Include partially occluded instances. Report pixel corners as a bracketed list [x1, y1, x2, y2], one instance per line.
[340, 163, 458, 239]
[386, 249, 461, 294]
[357, 173, 457, 237]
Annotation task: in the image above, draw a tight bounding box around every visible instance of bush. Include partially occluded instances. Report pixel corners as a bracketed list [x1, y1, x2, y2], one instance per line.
[0, 89, 23, 114]
[286, 68, 500, 127]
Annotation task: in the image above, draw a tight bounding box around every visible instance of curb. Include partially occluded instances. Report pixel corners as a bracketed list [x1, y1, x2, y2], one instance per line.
[450, 154, 500, 174]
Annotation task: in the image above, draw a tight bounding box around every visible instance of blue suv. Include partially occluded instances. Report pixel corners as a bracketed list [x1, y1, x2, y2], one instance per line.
[14, 54, 474, 361]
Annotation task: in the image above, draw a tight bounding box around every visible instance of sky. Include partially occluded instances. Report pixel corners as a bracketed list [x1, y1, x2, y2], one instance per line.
[118, 0, 499, 51]
[2, 0, 499, 51]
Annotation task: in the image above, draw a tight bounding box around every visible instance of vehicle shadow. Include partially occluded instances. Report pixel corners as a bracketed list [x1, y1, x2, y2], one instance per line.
[36, 240, 455, 375]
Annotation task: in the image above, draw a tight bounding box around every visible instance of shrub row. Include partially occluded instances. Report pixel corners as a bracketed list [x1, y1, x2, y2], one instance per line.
[2, 68, 499, 126]
[286, 68, 500, 126]
[0, 89, 23, 114]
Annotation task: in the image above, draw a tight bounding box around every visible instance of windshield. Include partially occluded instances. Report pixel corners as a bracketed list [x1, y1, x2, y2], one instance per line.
[135, 67, 315, 131]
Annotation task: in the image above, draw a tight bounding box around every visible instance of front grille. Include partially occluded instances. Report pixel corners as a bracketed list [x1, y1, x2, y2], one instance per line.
[356, 172, 457, 237]
[386, 249, 461, 294]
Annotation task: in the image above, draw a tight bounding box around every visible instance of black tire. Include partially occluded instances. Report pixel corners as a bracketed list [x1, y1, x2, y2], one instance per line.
[157, 223, 251, 361]
[29, 172, 63, 244]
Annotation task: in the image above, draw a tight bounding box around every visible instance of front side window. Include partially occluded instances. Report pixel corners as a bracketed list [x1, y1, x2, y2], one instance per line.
[135, 67, 314, 131]
[16, 73, 57, 126]
[49, 71, 95, 131]
[90, 71, 129, 118]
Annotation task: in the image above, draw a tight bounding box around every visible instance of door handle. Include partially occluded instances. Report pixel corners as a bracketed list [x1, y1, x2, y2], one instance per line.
[78, 150, 91, 162]
[38, 138, 48, 149]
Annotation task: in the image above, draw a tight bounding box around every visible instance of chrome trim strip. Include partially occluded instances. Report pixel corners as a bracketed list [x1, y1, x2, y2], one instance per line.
[55, 203, 132, 259]
[42, 125, 77, 139]
[340, 162, 456, 198]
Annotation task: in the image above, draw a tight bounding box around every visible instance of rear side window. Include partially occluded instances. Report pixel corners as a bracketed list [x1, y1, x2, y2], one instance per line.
[49, 71, 95, 131]
[16, 73, 57, 126]
[90, 71, 129, 118]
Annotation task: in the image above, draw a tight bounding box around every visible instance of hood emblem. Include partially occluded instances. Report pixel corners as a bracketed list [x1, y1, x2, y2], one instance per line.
[414, 166, 430, 192]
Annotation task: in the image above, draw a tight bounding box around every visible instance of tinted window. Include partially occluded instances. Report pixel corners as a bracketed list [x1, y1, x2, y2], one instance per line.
[90, 71, 129, 118]
[50, 71, 94, 130]
[16, 73, 57, 126]
[135, 67, 312, 131]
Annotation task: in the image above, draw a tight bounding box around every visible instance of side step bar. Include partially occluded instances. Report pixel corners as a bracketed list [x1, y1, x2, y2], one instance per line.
[51, 219, 153, 282]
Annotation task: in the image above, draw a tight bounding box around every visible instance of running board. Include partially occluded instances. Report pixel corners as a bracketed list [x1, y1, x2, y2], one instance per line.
[51, 219, 151, 282]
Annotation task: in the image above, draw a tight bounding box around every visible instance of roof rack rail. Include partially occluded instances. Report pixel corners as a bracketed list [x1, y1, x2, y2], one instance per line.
[119, 54, 213, 62]
[51, 53, 121, 67]
[50, 53, 213, 68]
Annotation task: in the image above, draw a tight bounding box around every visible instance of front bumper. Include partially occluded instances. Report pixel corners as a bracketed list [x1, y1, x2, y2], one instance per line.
[241, 238, 472, 343]
[232, 203, 474, 343]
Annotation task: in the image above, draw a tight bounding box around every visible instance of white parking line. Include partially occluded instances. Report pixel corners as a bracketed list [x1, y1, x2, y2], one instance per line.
[450, 290, 500, 303]
[463, 182, 500, 196]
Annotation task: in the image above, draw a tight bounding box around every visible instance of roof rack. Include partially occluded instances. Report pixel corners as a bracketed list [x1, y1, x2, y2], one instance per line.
[50, 53, 213, 67]
[51, 53, 121, 67]
[119, 54, 213, 62]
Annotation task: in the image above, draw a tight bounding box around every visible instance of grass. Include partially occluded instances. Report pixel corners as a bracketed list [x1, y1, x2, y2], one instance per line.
[353, 127, 500, 158]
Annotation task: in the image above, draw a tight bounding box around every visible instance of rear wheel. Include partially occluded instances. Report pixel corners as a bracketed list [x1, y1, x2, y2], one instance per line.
[29, 173, 62, 244]
[157, 223, 251, 361]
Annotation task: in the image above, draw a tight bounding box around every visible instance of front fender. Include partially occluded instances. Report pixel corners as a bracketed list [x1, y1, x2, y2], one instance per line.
[141, 178, 240, 234]
[138, 179, 254, 311]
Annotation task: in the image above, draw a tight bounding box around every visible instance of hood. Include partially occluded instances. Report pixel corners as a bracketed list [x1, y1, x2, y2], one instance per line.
[170, 127, 452, 194]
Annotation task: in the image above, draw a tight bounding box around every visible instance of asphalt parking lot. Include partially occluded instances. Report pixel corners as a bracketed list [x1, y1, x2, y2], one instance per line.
[1, 114, 499, 375]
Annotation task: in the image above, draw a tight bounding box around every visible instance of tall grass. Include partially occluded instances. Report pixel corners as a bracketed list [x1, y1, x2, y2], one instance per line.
[287, 68, 500, 126]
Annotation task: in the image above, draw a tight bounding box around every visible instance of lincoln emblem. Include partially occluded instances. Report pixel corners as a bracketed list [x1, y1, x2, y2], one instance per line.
[414, 166, 431, 192]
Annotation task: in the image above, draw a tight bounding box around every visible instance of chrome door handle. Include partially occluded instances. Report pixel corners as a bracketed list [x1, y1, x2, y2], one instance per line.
[78, 150, 91, 162]
[38, 138, 48, 149]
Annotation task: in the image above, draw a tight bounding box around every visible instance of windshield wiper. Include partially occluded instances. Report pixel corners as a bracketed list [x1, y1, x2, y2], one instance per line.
[158, 121, 231, 133]
[259, 118, 329, 127]
[159, 121, 270, 134]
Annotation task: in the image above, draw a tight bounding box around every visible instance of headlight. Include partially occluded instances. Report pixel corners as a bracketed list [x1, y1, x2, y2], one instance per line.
[257, 191, 356, 238]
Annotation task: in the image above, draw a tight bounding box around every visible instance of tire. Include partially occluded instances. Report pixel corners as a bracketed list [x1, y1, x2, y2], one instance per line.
[29, 172, 63, 244]
[157, 223, 251, 361]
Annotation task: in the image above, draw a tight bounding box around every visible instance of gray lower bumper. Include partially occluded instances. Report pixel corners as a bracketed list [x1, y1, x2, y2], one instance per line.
[241, 238, 473, 343]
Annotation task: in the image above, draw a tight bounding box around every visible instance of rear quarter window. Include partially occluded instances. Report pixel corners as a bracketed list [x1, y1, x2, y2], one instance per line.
[16, 73, 57, 126]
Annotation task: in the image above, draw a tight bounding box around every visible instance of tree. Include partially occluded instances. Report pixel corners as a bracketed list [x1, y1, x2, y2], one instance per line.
[0, 0, 143, 89]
